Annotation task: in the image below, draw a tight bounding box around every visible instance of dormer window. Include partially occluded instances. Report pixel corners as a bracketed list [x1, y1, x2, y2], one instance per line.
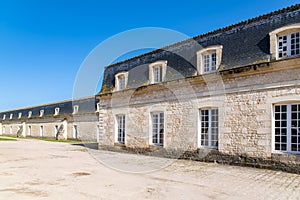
[40, 110, 44, 117]
[269, 23, 300, 60]
[54, 108, 60, 116]
[2, 114, 6, 120]
[115, 72, 128, 91]
[197, 45, 222, 75]
[149, 60, 167, 84]
[73, 105, 79, 114]
[9, 114, 13, 119]
[28, 111, 32, 118]
[18, 112, 22, 119]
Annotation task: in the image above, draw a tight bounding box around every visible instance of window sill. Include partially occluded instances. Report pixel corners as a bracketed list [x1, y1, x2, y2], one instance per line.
[272, 151, 300, 155]
[198, 146, 218, 150]
[149, 144, 164, 148]
[114, 142, 125, 147]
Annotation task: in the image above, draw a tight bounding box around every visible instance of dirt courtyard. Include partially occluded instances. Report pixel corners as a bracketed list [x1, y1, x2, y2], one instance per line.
[0, 138, 299, 200]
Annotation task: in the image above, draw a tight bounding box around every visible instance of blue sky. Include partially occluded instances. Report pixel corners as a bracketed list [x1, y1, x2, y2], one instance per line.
[0, 0, 299, 111]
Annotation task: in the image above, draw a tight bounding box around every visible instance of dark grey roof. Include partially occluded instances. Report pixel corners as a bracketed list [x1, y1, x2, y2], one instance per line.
[0, 97, 99, 121]
[100, 4, 300, 94]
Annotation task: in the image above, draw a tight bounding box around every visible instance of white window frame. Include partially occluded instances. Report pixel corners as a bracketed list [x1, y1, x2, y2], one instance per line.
[199, 108, 219, 149]
[3, 126, 5, 134]
[197, 45, 223, 75]
[115, 115, 125, 144]
[9, 114, 13, 120]
[54, 107, 60, 116]
[54, 125, 58, 137]
[40, 125, 44, 137]
[269, 23, 300, 60]
[18, 112, 22, 119]
[28, 125, 31, 136]
[273, 103, 300, 154]
[149, 60, 167, 84]
[39, 110, 44, 117]
[2, 114, 6, 120]
[150, 112, 165, 147]
[9, 126, 12, 134]
[73, 105, 79, 114]
[73, 124, 78, 139]
[96, 103, 101, 112]
[28, 111, 32, 118]
[115, 72, 128, 91]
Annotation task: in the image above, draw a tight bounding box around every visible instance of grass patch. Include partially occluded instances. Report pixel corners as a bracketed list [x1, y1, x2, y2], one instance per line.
[0, 137, 17, 141]
[34, 137, 93, 144]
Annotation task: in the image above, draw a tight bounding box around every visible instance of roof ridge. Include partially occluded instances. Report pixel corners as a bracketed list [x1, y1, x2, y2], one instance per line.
[105, 3, 300, 69]
[0, 96, 96, 113]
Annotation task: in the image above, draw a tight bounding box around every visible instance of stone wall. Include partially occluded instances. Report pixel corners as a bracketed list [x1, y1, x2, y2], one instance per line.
[1, 113, 99, 141]
[98, 57, 300, 173]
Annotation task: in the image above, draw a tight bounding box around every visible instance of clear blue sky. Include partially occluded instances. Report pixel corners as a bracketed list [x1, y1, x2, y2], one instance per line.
[0, 0, 299, 111]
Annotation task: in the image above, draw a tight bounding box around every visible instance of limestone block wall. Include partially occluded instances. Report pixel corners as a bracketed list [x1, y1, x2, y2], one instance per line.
[99, 57, 300, 171]
[1, 113, 99, 141]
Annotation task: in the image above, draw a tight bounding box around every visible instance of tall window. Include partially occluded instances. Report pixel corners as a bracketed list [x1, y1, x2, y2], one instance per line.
[200, 109, 218, 148]
[54, 125, 58, 137]
[116, 115, 125, 144]
[9, 126, 12, 134]
[3, 126, 5, 134]
[152, 112, 164, 146]
[73, 125, 78, 139]
[9, 114, 13, 119]
[278, 32, 300, 58]
[274, 104, 300, 153]
[2, 114, 5, 120]
[153, 66, 162, 83]
[40, 126, 44, 137]
[203, 53, 216, 73]
[18, 112, 22, 119]
[28, 126, 31, 136]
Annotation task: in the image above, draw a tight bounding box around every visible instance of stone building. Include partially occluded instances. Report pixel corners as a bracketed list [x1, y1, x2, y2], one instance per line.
[1, 4, 300, 172]
[0, 97, 99, 141]
[97, 4, 300, 172]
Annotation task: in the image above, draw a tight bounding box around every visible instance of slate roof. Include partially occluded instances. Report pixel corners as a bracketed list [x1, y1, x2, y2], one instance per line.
[0, 97, 99, 121]
[100, 4, 300, 94]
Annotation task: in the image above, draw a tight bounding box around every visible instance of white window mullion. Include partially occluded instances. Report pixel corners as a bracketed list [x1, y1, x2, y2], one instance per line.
[208, 110, 212, 147]
[287, 34, 291, 57]
[287, 104, 291, 152]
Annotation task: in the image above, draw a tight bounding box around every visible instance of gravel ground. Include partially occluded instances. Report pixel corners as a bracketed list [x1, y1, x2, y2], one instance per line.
[0, 138, 299, 200]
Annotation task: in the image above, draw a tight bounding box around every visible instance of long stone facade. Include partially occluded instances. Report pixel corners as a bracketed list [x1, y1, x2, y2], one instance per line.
[1, 4, 300, 173]
[0, 97, 99, 141]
